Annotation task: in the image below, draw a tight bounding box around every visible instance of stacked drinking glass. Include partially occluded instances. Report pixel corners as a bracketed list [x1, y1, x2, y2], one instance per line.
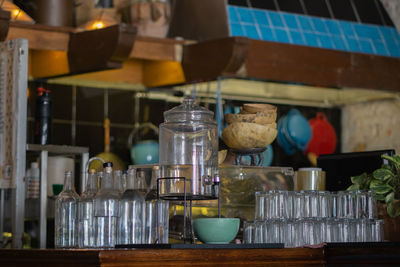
[243, 190, 384, 247]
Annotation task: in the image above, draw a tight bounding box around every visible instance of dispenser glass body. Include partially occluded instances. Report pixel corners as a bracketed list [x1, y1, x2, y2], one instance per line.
[159, 97, 218, 199]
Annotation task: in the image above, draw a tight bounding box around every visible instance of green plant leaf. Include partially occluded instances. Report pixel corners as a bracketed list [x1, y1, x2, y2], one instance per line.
[382, 155, 400, 169]
[347, 184, 359, 191]
[386, 192, 395, 204]
[370, 179, 392, 195]
[381, 164, 393, 171]
[350, 173, 368, 185]
[387, 200, 400, 218]
[393, 155, 400, 164]
[373, 168, 394, 182]
[376, 194, 386, 201]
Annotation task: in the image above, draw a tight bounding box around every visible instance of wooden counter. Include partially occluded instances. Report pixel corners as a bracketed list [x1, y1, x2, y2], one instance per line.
[1, 245, 400, 266]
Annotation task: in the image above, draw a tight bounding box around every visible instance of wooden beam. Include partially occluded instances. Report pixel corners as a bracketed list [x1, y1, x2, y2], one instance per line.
[7, 22, 182, 62]
[182, 37, 400, 92]
[7, 22, 71, 51]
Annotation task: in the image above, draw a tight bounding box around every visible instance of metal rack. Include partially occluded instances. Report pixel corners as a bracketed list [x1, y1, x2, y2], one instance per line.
[157, 175, 221, 244]
[26, 144, 89, 249]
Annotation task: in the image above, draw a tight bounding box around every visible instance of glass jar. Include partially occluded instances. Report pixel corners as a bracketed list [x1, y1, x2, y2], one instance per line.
[158, 96, 218, 199]
[54, 171, 79, 248]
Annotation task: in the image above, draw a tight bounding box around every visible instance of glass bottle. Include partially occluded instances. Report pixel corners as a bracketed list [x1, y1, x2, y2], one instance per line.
[94, 162, 120, 248]
[54, 170, 79, 248]
[78, 169, 98, 248]
[113, 170, 124, 196]
[117, 167, 146, 244]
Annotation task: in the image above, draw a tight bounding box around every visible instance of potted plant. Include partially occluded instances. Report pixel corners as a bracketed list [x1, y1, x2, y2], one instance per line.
[347, 154, 400, 241]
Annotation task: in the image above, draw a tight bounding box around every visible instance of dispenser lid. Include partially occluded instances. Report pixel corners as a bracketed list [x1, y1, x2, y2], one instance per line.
[164, 96, 215, 123]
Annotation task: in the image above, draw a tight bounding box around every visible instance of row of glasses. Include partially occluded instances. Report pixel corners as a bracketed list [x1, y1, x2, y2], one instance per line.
[244, 218, 385, 247]
[255, 190, 377, 220]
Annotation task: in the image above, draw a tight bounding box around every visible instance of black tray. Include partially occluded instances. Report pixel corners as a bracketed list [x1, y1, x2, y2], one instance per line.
[115, 243, 284, 249]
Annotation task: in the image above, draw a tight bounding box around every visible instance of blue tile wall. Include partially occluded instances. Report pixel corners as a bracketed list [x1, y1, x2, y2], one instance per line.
[227, 5, 400, 58]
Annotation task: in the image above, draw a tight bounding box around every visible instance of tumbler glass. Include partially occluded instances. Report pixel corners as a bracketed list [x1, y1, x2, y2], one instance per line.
[265, 219, 280, 243]
[367, 191, 377, 219]
[330, 192, 338, 218]
[293, 192, 303, 219]
[255, 220, 265, 243]
[301, 218, 317, 245]
[243, 221, 255, 244]
[255, 192, 267, 220]
[355, 190, 368, 218]
[301, 190, 319, 218]
[373, 219, 384, 242]
[282, 219, 296, 247]
[325, 218, 339, 243]
[270, 190, 289, 219]
[337, 191, 356, 218]
[287, 191, 295, 219]
[318, 191, 331, 218]
[338, 218, 356, 242]
[355, 218, 370, 242]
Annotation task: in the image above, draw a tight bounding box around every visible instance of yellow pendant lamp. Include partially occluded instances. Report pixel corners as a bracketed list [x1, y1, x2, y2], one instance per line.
[1, 0, 34, 24]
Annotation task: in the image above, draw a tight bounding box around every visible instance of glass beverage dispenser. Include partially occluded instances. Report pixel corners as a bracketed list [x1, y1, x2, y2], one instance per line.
[158, 96, 219, 199]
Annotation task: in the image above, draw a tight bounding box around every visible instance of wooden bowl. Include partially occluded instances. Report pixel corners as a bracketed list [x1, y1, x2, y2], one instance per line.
[242, 103, 277, 114]
[225, 111, 277, 125]
[222, 122, 277, 149]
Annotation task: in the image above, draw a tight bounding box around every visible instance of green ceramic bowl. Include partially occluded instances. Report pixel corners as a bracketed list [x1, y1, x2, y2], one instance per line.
[193, 218, 240, 244]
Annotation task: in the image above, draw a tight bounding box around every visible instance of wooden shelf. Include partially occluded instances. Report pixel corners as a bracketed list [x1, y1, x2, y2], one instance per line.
[5, 22, 186, 88]
[7, 22, 183, 62]
[182, 37, 400, 92]
[1, 245, 400, 266]
[6, 23, 400, 93]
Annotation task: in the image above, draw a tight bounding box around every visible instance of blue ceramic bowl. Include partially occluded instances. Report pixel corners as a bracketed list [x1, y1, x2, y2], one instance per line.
[193, 218, 240, 244]
[130, 140, 159, 165]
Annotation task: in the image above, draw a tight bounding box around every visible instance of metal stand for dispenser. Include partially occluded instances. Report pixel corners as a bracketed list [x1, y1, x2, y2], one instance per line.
[156, 176, 221, 244]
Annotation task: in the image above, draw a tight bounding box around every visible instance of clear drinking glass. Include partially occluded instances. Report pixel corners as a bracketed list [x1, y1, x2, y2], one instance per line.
[330, 192, 338, 218]
[266, 219, 280, 243]
[318, 191, 331, 218]
[78, 169, 98, 248]
[294, 219, 304, 247]
[293, 192, 303, 219]
[301, 190, 319, 218]
[355, 190, 368, 218]
[144, 200, 169, 244]
[144, 167, 169, 244]
[337, 191, 356, 218]
[281, 219, 296, 247]
[243, 221, 255, 244]
[270, 190, 289, 219]
[117, 167, 146, 245]
[55, 171, 80, 248]
[338, 218, 356, 242]
[326, 218, 339, 243]
[316, 218, 326, 244]
[255, 192, 267, 220]
[367, 191, 377, 219]
[287, 191, 295, 219]
[373, 219, 384, 242]
[94, 162, 120, 248]
[254, 220, 265, 243]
